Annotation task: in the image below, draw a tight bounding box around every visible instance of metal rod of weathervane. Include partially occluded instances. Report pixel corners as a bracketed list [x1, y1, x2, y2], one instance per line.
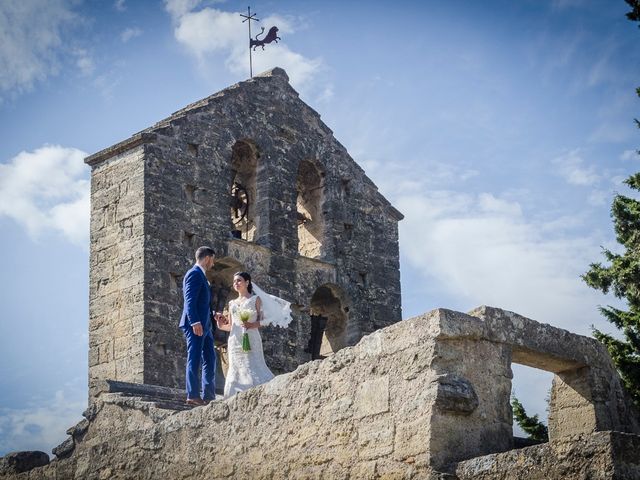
[240, 6, 259, 78]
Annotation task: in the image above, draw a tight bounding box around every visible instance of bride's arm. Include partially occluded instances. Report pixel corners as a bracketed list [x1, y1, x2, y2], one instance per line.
[247, 296, 263, 329]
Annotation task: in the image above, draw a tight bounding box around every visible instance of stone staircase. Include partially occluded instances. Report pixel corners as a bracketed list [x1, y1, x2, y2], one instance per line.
[101, 380, 201, 411]
[49, 381, 220, 462]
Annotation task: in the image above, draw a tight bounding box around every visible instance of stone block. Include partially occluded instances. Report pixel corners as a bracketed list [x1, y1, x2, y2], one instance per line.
[66, 418, 90, 439]
[355, 376, 389, 418]
[51, 437, 74, 459]
[357, 416, 395, 460]
[0, 451, 49, 475]
[434, 374, 479, 415]
[394, 417, 429, 460]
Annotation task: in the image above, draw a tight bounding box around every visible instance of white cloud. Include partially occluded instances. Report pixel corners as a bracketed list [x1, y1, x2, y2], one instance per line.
[0, 389, 85, 456]
[165, 0, 201, 18]
[165, 2, 329, 100]
[92, 71, 122, 101]
[73, 48, 95, 76]
[172, 7, 240, 56]
[0, 0, 79, 96]
[120, 27, 143, 43]
[316, 84, 334, 104]
[587, 189, 608, 206]
[552, 149, 600, 186]
[620, 149, 638, 161]
[0, 145, 90, 247]
[114, 0, 126, 12]
[477, 192, 522, 217]
[357, 154, 608, 337]
[610, 174, 627, 186]
[359, 157, 478, 194]
[395, 187, 606, 335]
[587, 48, 614, 88]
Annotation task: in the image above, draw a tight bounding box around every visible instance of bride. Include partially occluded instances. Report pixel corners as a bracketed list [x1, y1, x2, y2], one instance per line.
[216, 271, 290, 397]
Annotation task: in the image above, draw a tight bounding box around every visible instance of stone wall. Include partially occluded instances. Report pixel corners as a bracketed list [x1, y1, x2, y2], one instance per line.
[455, 431, 640, 479]
[88, 146, 146, 398]
[3, 307, 639, 479]
[84, 67, 403, 397]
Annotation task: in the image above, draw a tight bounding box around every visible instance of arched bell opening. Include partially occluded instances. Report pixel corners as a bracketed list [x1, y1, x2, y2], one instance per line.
[296, 159, 325, 259]
[230, 139, 259, 241]
[307, 284, 349, 359]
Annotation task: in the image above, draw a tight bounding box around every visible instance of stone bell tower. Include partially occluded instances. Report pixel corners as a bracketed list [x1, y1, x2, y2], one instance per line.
[84, 68, 403, 399]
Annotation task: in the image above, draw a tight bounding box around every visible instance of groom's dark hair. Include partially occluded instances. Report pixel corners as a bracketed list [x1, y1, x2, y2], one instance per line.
[195, 246, 216, 261]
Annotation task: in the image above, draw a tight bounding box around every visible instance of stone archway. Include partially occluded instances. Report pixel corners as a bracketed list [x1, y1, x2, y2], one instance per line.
[308, 284, 349, 359]
[296, 159, 324, 259]
[230, 139, 260, 241]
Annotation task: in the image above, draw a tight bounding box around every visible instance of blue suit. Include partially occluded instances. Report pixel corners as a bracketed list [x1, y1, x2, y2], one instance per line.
[180, 265, 216, 401]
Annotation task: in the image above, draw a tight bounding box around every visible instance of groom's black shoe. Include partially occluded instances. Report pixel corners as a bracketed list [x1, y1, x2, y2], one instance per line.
[186, 398, 206, 406]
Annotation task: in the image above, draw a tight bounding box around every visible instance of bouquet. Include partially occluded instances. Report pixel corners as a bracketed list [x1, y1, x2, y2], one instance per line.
[239, 309, 252, 352]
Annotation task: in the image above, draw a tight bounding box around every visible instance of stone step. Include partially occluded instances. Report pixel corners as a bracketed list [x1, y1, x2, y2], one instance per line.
[101, 380, 222, 411]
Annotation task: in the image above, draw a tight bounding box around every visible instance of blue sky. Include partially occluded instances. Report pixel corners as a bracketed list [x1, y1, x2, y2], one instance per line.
[0, 0, 638, 455]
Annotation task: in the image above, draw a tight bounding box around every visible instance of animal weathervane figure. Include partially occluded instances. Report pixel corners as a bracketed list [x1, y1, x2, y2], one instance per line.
[240, 6, 281, 78]
[250, 26, 280, 51]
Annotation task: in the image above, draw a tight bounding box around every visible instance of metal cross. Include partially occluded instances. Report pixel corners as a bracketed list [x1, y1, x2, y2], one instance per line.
[240, 6, 260, 78]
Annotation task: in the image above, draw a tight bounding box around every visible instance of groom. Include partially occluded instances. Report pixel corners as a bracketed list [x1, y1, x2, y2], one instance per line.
[180, 246, 217, 406]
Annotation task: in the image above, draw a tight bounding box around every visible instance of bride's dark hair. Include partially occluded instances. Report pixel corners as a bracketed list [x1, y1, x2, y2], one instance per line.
[234, 271, 253, 294]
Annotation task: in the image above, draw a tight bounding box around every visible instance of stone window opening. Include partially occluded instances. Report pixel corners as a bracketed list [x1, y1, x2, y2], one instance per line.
[343, 223, 353, 241]
[340, 177, 351, 198]
[510, 363, 553, 448]
[187, 143, 199, 157]
[296, 160, 325, 259]
[154, 343, 168, 356]
[308, 284, 349, 359]
[230, 139, 260, 241]
[169, 272, 181, 293]
[184, 184, 196, 202]
[182, 231, 195, 247]
[505, 340, 604, 450]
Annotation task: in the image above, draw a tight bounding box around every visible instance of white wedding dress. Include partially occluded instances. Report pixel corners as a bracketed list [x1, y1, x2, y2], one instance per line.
[223, 295, 274, 398]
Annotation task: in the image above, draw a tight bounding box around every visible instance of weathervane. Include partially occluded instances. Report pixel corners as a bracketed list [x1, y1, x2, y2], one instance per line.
[240, 6, 281, 79]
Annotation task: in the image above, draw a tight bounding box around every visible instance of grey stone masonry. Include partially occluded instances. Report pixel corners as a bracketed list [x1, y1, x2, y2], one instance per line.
[84, 67, 403, 399]
[4, 307, 638, 479]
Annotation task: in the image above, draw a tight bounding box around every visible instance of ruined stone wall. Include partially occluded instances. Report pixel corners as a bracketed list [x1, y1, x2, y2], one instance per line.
[85, 68, 403, 394]
[455, 431, 640, 479]
[469, 306, 640, 440]
[6, 309, 500, 479]
[88, 146, 146, 398]
[4, 307, 640, 479]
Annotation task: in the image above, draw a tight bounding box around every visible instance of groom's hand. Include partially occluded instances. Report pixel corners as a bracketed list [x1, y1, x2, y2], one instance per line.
[193, 323, 203, 336]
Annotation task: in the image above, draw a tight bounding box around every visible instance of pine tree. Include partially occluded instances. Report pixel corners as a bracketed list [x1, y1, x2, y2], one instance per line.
[582, 171, 640, 405]
[511, 397, 549, 442]
[581, 0, 640, 406]
[626, 0, 640, 25]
